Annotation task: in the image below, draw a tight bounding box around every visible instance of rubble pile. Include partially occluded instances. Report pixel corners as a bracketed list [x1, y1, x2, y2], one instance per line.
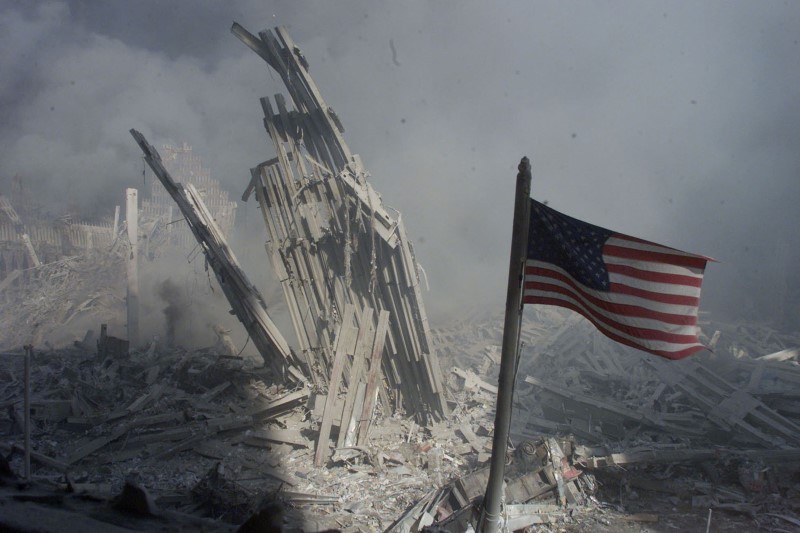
[0, 307, 799, 531]
[0, 251, 126, 351]
[0, 339, 307, 526]
[515, 312, 800, 450]
[2, 21, 799, 533]
[0, 335, 470, 531]
[411, 309, 800, 531]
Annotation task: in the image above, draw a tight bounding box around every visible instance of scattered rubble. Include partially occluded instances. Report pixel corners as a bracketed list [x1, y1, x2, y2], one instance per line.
[0, 252, 125, 351]
[1, 22, 799, 533]
[1, 308, 798, 531]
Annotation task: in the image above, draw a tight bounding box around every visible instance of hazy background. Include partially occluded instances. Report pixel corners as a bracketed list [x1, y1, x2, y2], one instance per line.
[1, 0, 798, 331]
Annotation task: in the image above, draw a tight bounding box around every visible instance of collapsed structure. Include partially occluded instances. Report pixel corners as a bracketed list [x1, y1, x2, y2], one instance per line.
[3, 21, 799, 533]
[130, 25, 448, 464]
[231, 25, 448, 424]
[141, 142, 238, 250]
[131, 129, 303, 383]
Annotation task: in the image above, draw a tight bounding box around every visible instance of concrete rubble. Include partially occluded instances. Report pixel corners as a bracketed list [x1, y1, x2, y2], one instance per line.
[0, 23, 799, 533]
[0, 309, 798, 531]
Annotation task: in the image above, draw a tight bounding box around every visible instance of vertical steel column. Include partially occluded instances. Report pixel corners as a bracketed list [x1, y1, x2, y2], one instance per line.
[125, 188, 139, 347]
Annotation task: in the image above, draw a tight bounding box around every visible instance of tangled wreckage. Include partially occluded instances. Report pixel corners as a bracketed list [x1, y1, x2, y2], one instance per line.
[1, 23, 800, 533]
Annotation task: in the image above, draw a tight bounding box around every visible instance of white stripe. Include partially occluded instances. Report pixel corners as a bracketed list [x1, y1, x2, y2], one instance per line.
[526, 261, 700, 315]
[523, 277, 699, 332]
[603, 255, 705, 278]
[606, 235, 704, 259]
[607, 271, 702, 297]
[524, 290, 702, 353]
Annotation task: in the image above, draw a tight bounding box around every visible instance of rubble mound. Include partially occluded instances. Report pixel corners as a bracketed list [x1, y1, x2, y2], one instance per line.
[0, 308, 799, 531]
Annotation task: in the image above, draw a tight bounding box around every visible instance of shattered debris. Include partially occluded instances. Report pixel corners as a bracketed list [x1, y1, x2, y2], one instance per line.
[1, 301, 800, 532]
[0, 252, 126, 351]
[0, 23, 798, 533]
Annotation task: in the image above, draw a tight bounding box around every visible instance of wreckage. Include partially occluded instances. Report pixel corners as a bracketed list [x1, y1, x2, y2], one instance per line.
[130, 24, 448, 466]
[131, 129, 304, 383]
[2, 22, 800, 533]
[231, 23, 448, 426]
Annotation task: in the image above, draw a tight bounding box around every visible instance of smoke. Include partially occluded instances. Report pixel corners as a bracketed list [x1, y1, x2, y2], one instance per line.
[157, 278, 184, 346]
[1, 1, 798, 328]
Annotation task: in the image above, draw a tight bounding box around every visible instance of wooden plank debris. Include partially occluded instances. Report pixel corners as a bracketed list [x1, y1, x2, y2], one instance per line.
[457, 423, 483, 454]
[240, 387, 310, 419]
[523, 374, 698, 438]
[2, 444, 70, 473]
[337, 308, 375, 449]
[576, 444, 800, 469]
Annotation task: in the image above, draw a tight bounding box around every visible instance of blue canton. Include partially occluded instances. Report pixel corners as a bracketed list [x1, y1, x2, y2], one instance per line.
[528, 199, 613, 291]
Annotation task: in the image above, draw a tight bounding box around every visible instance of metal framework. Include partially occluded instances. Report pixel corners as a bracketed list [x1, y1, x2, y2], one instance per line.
[233, 24, 448, 423]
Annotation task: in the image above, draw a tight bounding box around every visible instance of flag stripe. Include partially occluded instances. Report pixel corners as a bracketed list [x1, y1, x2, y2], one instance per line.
[525, 262, 697, 325]
[609, 282, 700, 306]
[606, 263, 704, 287]
[526, 262, 700, 315]
[525, 199, 709, 359]
[609, 272, 701, 297]
[525, 282, 699, 333]
[524, 295, 706, 359]
[608, 235, 712, 262]
[604, 255, 705, 277]
[605, 243, 708, 270]
[526, 291, 703, 349]
[525, 277, 700, 340]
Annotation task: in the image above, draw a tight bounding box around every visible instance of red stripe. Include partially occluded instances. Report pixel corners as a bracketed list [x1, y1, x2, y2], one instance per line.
[526, 281, 699, 343]
[612, 233, 689, 250]
[604, 244, 708, 270]
[610, 282, 700, 306]
[612, 234, 714, 261]
[524, 295, 705, 360]
[527, 280, 697, 328]
[525, 268, 697, 325]
[525, 264, 700, 306]
[606, 263, 703, 287]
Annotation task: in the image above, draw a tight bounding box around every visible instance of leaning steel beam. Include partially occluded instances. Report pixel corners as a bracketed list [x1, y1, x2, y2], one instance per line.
[232, 23, 448, 421]
[130, 129, 305, 382]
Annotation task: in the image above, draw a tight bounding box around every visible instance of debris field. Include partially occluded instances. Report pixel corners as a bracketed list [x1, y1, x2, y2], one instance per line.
[0, 22, 799, 533]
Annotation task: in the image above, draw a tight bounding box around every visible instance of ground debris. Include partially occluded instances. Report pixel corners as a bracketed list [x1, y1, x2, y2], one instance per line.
[1, 307, 799, 532]
[2, 20, 800, 531]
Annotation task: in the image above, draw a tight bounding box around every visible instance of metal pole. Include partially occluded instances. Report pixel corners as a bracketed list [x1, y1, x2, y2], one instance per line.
[125, 188, 139, 347]
[23, 344, 31, 481]
[479, 157, 532, 532]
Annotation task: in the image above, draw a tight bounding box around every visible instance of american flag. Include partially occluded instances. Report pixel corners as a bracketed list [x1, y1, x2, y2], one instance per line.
[524, 199, 711, 360]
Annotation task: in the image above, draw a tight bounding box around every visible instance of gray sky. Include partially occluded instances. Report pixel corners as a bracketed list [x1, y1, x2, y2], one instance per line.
[1, 0, 798, 327]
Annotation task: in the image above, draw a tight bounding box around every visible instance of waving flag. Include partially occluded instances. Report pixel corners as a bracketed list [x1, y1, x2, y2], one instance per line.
[524, 199, 711, 359]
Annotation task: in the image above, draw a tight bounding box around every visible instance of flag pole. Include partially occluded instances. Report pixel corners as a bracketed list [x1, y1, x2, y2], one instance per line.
[479, 157, 532, 532]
